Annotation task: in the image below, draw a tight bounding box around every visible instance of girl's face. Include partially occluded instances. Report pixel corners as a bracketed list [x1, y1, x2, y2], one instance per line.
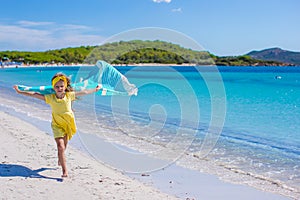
[54, 80, 66, 97]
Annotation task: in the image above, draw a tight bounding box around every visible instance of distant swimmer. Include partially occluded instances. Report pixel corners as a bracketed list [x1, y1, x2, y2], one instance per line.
[275, 75, 282, 79]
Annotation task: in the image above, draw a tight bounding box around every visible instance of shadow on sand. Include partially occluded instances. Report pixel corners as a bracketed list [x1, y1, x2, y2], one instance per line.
[0, 164, 63, 182]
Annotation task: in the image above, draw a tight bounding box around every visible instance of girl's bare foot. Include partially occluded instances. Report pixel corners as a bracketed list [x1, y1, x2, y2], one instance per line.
[61, 173, 68, 178]
[62, 169, 68, 177]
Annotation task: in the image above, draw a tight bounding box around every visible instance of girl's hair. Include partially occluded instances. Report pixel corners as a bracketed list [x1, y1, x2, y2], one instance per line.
[51, 72, 74, 92]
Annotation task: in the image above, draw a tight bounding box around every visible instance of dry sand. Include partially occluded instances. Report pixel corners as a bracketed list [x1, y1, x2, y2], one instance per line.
[0, 111, 178, 200]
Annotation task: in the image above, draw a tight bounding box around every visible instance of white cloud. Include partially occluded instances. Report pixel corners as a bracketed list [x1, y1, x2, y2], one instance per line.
[152, 0, 171, 3]
[0, 21, 105, 51]
[17, 20, 54, 27]
[172, 8, 182, 12]
[60, 24, 91, 31]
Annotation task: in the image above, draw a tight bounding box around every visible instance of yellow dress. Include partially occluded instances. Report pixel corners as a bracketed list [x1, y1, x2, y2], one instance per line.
[45, 92, 76, 140]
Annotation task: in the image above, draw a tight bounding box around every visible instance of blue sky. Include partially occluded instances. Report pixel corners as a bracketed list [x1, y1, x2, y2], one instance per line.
[0, 0, 299, 56]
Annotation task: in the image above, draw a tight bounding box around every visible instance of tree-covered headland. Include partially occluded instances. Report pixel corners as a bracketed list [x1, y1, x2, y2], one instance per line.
[0, 40, 293, 66]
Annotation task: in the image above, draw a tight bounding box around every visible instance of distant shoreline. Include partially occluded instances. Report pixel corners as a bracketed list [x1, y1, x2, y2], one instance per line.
[1, 63, 298, 69]
[1, 63, 198, 68]
[114, 63, 198, 67]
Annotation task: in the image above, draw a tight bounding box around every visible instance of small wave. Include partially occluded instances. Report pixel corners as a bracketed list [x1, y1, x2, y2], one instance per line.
[220, 128, 300, 158]
[177, 152, 300, 199]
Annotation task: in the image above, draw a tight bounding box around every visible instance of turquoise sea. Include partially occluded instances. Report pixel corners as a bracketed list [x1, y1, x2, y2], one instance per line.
[0, 65, 299, 194]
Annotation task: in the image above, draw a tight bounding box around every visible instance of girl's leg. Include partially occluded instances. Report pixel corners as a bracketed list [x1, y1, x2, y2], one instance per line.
[55, 137, 68, 177]
[63, 135, 68, 150]
[57, 136, 68, 166]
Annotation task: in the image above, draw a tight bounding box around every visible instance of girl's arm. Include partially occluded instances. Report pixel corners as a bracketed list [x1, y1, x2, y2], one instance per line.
[13, 85, 45, 101]
[75, 84, 102, 97]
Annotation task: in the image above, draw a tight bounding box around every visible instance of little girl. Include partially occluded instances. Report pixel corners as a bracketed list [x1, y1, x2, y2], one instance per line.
[13, 72, 101, 177]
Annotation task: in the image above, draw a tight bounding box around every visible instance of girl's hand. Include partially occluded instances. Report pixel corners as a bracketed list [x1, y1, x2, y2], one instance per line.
[95, 84, 102, 92]
[13, 85, 21, 93]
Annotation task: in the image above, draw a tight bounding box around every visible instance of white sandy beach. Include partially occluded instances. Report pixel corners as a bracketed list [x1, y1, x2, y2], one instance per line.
[1, 62, 197, 69]
[0, 111, 178, 200]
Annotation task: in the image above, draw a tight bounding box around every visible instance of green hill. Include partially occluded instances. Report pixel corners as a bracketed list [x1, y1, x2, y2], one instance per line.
[0, 40, 294, 66]
[84, 40, 214, 65]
